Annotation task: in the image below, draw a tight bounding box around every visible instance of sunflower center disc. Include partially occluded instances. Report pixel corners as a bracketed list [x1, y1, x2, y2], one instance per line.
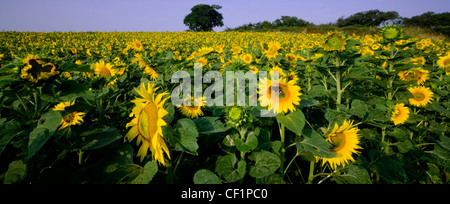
[139, 102, 159, 140]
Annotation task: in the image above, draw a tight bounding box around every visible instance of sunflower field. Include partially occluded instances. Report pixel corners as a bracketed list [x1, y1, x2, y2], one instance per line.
[0, 27, 449, 184]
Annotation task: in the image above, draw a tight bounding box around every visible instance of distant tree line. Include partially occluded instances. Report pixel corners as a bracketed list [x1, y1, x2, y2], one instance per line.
[227, 16, 313, 31]
[226, 10, 450, 36]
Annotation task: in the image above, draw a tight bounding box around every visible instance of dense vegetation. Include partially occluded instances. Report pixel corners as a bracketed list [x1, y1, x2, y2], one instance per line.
[227, 10, 450, 38]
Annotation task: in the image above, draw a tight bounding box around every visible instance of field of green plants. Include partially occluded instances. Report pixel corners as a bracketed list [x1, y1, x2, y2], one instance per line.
[0, 26, 449, 184]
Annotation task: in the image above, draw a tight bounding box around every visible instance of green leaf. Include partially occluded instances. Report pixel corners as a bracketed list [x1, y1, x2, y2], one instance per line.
[431, 135, 450, 163]
[334, 165, 372, 184]
[394, 140, 414, 153]
[235, 134, 258, 153]
[301, 129, 336, 158]
[349, 99, 368, 118]
[193, 117, 230, 134]
[0, 120, 23, 156]
[387, 128, 408, 141]
[73, 127, 122, 151]
[256, 174, 286, 184]
[373, 156, 409, 184]
[60, 62, 91, 72]
[173, 118, 199, 155]
[58, 80, 94, 102]
[215, 154, 246, 183]
[4, 160, 26, 184]
[324, 108, 350, 128]
[276, 110, 306, 135]
[28, 111, 62, 159]
[130, 161, 158, 184]
[248, 151, 281, 178]
[193, 169, 222, 184]
[0, 75, 18, 88]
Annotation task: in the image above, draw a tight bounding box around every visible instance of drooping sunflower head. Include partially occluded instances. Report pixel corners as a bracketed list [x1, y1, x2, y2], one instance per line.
[408, 86, 434, 107]
[125, 82, 171, 166]
[285, 53, 297, 63]
[92, 60, 117, 78]
[20, 54, 58, 82]
[143, 66, 159, 81]
[437, 54, 450, 75]
[391, 103, 410, 126]
[177, 97, 206, 119]
[198, 46, 214, 56]
[318, 120, 362, 170]
[398, 68, 430, 85]
[324, 31, 347, 52]
[258, 77, 302, 114]
[381, 25, 403, 42]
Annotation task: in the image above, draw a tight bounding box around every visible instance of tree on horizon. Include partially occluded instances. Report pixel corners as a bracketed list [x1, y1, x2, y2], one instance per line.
[183, 4, 224, 32]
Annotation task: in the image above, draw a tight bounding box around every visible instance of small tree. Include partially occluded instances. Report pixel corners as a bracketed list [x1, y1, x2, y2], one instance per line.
[184, 4, 224, 32]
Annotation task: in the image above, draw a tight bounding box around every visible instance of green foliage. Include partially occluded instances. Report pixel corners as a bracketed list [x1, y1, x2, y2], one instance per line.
[183, 4, 224, 32]
[336, 9, 400, 27]
[0, 29, 449, 184]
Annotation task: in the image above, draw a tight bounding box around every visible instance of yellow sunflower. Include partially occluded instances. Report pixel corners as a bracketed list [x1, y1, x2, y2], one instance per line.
[398, 68, 429, 85]
[258, 77, 302, 114]
[92, 60, 117, 78]
[391, 103, 410, 125]
[20, 54, 58, 82]
[317, 120, 362, 170]
[408, 86, 434, 107]
[53, 101, 86, 130]
[437, 54, 450, 75]
[132, 39, 144, 52]
[198, 47, 214, 56]
[143, 65, 159, 80]
[270, 66, 286, 77]
[324, 31, 347, 52]
[124, 83, 171, 165]
[241, 53, 253, 64]
[196, 57, 208, 66]
[177, 97, 206, 119]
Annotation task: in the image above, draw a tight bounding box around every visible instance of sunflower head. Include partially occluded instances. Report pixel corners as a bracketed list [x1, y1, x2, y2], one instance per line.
[92, 60, 117, 78]
[177, 97, 206, 119]
[324, 31, 347, 52]
[437, 54, 450, 75]
[53, 100, 86, 130]
[391, 103, 410, 126]
[398, 68, 429, 85]
[198, 47, 214, 56]
[132, 39, 144, 52]
[408, 86, 434, 107]
[381, 25, 403, 42]
[317, 120, 362, 169]
[125, 82, 171, 166]
[20, 54, 59, 83]
[241, 53, 253, 64]
[258, 77, 302, 114]
[225, 106, 252, 128]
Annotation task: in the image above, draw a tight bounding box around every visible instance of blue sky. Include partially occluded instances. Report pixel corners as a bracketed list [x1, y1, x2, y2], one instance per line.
[0, 0, 449, 32]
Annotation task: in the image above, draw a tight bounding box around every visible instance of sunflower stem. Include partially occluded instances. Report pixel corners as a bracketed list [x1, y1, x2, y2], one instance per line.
[336, 69, 342, 111]
[78, 150, 84, 165]
[239, 127, 247, 161]
[278, 122, 286, 177]
[307, 160, 315, 184]
[334, 56, 342, 112]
